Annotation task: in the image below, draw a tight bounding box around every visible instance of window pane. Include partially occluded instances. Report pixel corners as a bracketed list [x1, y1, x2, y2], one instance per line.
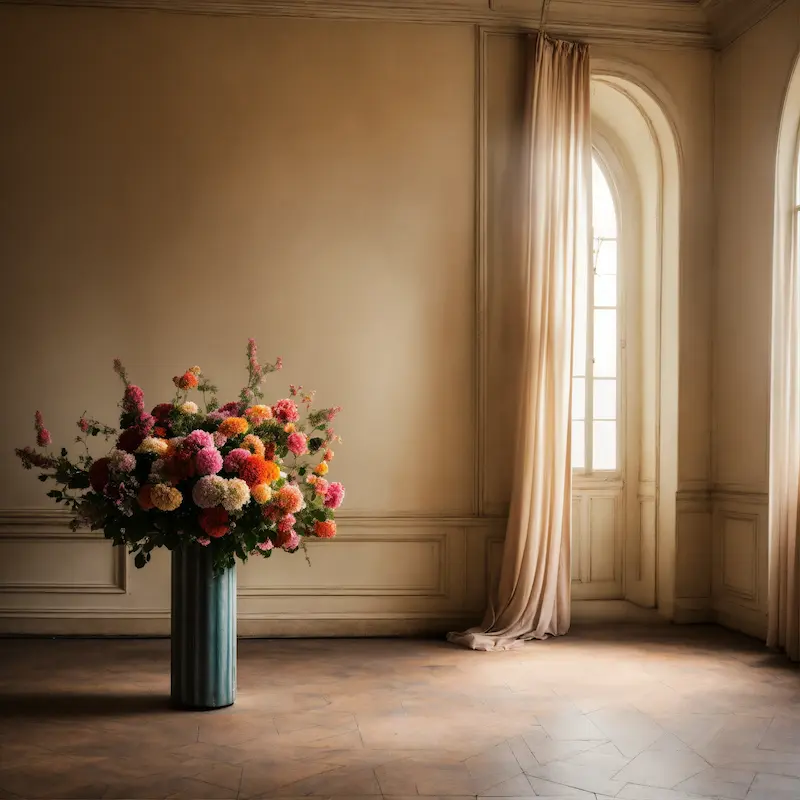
[572, 377, 585, 421]
[592, 160, 617, 238]
[595, 239, 617, 276]
[593, 379, 616, 420]
[594, 273, 617, 308]
[593, 309, 617, 377]
[572, 421, 585, 469]
[593, 421, 617, 470]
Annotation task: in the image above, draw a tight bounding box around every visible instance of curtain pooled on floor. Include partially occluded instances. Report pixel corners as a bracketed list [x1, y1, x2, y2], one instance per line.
[448, 33, 591, 651]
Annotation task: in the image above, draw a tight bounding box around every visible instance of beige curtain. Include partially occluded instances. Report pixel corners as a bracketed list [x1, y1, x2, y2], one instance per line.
[767, 127, 800, 661]
[448, 34, 591, 652]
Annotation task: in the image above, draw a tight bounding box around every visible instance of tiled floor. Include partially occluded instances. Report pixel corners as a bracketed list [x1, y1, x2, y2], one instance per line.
[0, 626, 799, 799]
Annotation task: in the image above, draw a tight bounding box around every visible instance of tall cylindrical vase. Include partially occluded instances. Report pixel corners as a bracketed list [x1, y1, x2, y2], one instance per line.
[171, 544, 236, 710]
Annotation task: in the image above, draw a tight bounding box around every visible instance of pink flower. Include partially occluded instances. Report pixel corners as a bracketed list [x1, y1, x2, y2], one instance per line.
[286, 432, 307, 456]
[212, 432, 228, 447]
[34, 411, 51, 448]
[325, 406, 343, 421]
[275, 357, 283, 371]
[277, 513, 296, 533]
[78, 417, 90, 434]
[184, 430, 214, 451]
[195, 447, 223, 475]
[206, 411, 226, 423]
[277, 528, 299, 550]
[256, 539, 274, 551]
[122, 385, 145, 416]
[223, 448, 250, 474]
[197, 536, 211, 547]
[137, 413, 155, 435]
[324, 482, 345, 510]
[272, 398, 299, 423]
[313, 477, 329, 496]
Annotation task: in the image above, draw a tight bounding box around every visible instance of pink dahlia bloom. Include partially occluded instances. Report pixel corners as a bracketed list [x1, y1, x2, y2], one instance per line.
[256, 539, 274, 551]
[184, 430, 214, 451]
[277, 513, 296, 533]
[197, 536, 211, 547]
[313, 477, 329, 496]
[195, 447, 223, 476]
[324, 482, 345, 510]
[122, 385, 145, 416]
[272, 398, 299, 423]
[277, 529, 299, 550]
[223, 448, 250, 474]
[212, 432, 228, 447]
[286, 432, 307, 456]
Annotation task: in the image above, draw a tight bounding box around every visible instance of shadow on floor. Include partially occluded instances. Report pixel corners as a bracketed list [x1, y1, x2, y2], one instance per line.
[0, 691, 172, 719]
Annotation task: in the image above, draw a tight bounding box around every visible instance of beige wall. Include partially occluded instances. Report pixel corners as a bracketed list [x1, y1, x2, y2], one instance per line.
[0, 5, 715, 633]
[712, 0, 800, 638]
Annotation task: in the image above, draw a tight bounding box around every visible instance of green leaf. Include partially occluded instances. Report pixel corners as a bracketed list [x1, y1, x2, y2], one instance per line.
[134, 552, 147, 569]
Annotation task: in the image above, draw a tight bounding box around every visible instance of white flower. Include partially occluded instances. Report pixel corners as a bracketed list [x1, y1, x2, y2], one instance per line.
[179, 401, 199, 415]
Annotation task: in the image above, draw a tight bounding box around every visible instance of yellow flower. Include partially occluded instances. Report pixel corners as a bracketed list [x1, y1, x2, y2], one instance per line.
[314, 462, 329, 476]
[189, 366, 202, 375]
[150, 483, 183, 511]
[251, 484, 272, 504]
[218, 417, 249, 436]
[284, 423, 296, 434]
[137, 437, 169, 456]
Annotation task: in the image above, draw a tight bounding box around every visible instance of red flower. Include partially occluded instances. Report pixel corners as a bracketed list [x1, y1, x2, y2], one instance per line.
[117, 428, 145, 453]
[89, 458, 110, 492]
[151, 403, 173, 423]
[199, 508, 229, 538]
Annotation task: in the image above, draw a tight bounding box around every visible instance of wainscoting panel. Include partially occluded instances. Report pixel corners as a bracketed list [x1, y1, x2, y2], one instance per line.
[711, 489, 768, 639]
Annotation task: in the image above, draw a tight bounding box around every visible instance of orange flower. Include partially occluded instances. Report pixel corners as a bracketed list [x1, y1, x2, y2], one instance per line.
[323, 450, 334, 462]
[244, 405, 273, 424]
[314, 461, 329, 476]
[137, 484, 154, 510]
[251, 483, 272, 504]
[173, 371, 199, 390]
[218, 417, 249, 437]
[314, 520, 337, 539]
[241, 434, 266, 459]
[239, 456, 280, 488]
[284, 423, 296, 433]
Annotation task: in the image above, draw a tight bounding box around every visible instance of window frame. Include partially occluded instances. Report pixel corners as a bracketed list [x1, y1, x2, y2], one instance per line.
[573, 148, 625, 483]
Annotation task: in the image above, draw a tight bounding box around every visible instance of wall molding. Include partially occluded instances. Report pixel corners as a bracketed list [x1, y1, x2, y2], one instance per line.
[1, 0, 714, 48]
[700, 0, 788, 48]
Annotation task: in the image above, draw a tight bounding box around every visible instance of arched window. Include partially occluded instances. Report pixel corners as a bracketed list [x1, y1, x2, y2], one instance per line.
[572, 155, 619, 473]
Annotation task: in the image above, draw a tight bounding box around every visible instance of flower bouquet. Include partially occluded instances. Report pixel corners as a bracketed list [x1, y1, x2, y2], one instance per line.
[15, 339, 344, 709]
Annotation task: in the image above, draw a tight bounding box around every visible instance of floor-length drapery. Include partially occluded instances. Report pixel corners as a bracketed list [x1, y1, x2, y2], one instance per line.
[767, 117, 800, 661]
[448, 34, 591, 651]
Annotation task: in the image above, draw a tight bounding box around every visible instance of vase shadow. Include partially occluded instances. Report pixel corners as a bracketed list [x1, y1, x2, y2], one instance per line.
[0, 691, 172, 719]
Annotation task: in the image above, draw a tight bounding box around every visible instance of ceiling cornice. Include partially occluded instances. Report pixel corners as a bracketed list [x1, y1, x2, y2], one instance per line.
[700, 0, 788, 48]
[0, 0, 714, 48]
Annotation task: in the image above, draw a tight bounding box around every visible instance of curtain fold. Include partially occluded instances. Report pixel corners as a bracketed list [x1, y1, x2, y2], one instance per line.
[448, 34, 591, 652]
[767, 148, 800, 661]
